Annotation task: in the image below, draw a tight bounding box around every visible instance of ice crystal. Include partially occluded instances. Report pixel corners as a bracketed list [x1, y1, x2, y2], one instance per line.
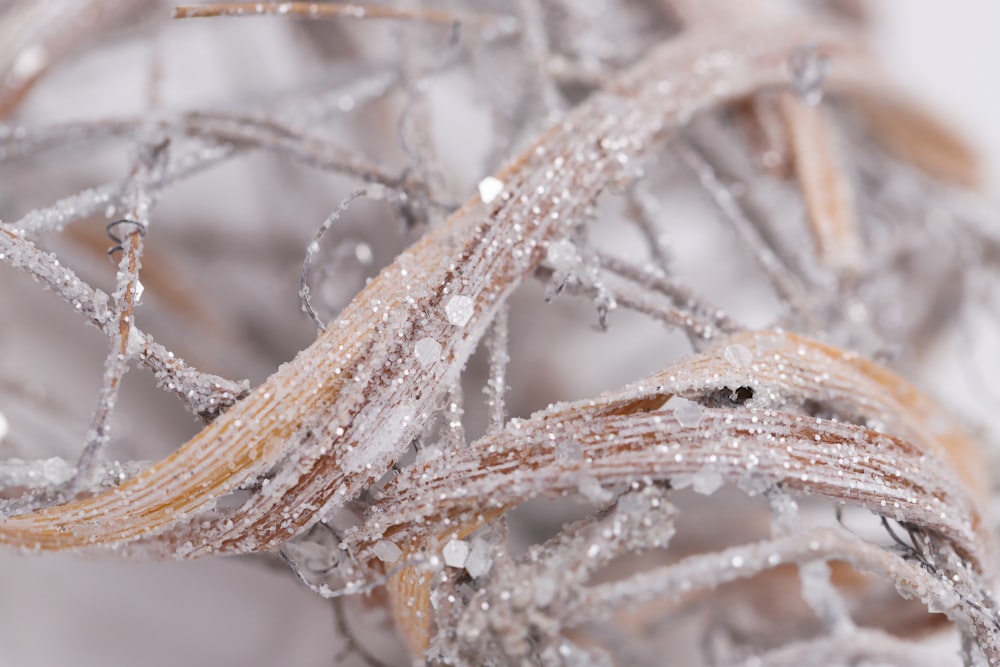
[445, 295, 475, 327]
[477, 176, 504, 204]
[414, 336, 443, 367]
[442, 539, 470, 569]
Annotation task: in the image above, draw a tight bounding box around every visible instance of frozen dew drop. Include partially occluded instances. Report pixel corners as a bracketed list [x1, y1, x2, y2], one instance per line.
[723, 343, 753, 368]
[442, 539, 470, 568]
[373, 539, 402, 563]
[666, 396, 704, 428]
[477, 176, 504, 204]
[788, 45, 828, 106]
[414, 337, 443, 367]
[545, 238, 581, 271]
[445, 295, 474, 327]
[464, 539, 493, 578]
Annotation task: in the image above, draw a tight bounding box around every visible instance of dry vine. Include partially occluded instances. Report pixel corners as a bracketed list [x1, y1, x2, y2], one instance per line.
[0, 1, 998, 665]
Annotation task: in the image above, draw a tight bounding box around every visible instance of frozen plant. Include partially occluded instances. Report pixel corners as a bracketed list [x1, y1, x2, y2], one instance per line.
[1, 1, 1000, 665]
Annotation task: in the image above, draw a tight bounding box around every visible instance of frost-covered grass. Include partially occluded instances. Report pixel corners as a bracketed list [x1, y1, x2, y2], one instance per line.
[1, 1, 999, 665]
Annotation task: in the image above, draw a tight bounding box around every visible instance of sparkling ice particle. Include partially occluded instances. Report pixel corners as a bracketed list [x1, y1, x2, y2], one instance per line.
[414, 337, 443, 367]
[442, 539, 470, 568]
[464, 539, 493, 578]
[545, 239, 581, 271]
[373, 539, 402, 563]
[445, 295, 474, 327]
[667, 396, 704, 427]
[478, 176, 504, 204]
[723, 343, 753, 368]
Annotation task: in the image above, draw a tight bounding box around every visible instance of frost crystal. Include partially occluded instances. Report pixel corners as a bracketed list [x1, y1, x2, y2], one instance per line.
[373, 539, 402, 563]
[477, 176, 504, 204]
[546, 238, 581, 271]
[445, 295, 474, 327]
[667, 396, 704, 427]
[0, 410, 7, 442]
[691, 470, 725, 495]
[414, 336, 443, 367]
[442, 538, 470, 568]
[464, 538, 493, 578]
[723, 343, 753, 368]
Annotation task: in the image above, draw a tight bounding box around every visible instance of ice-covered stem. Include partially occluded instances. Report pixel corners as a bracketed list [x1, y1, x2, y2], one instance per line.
[0, 224, 249, 419]
[71, 137, 167, 493]
[172, 2, 514, 33]
[732, 627, 954, 667]
[484, 304, 509, 434]
[566, 527, 998, 661]
[0, 458, 147, 492]
[359, 329, 992, 655]
[447, 487, 676, 662]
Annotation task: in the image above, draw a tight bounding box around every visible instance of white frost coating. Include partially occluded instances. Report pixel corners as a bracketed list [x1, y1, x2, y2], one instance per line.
[445, 295, 474, 327]
[442, 539, 470, 568]
[666, 396, 704, 427]
[723, 343, 753, 368]
[342, 404, 415, 472]
[464, 539, 493, 578]
[373, 539, 402, 563]
[578, 476, 613, 504]
[125, 327, 145, 357]
[555, 439, 584, 464]
[691, 470, 725, 495]
[545, 238, 581, 271]
[477, 176, 504, 204]
[414, 337, 443, 367]
[0, 457, 74, 488]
